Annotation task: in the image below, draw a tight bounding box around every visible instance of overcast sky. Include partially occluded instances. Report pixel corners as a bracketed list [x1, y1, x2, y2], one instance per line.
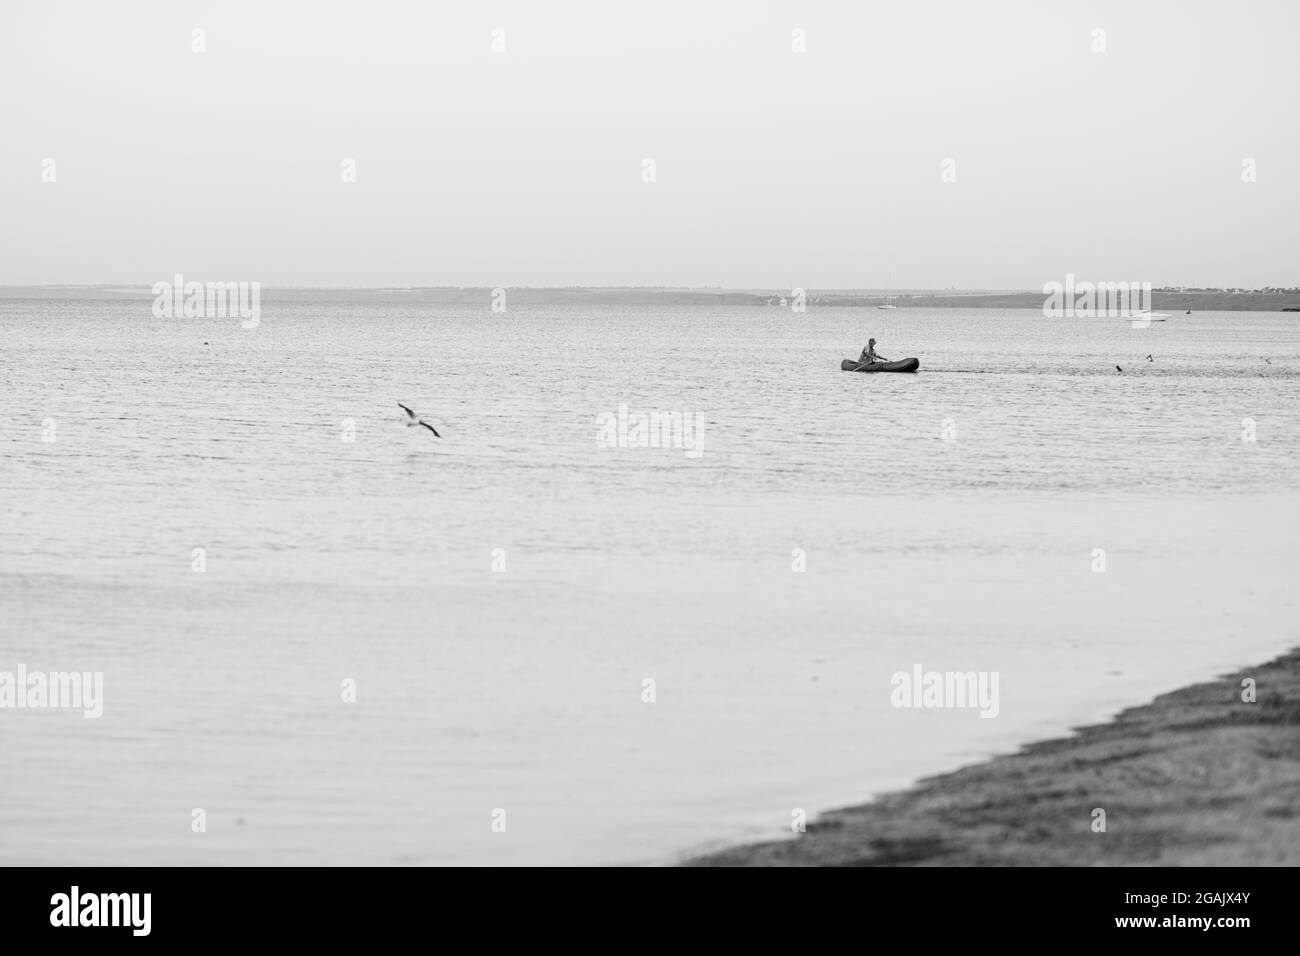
[3, 0, 1296, 288]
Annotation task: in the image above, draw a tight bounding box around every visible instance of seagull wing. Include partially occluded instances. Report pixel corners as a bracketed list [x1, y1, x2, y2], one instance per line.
[397, 403, 416, 420]
[419, 422, 441, 438]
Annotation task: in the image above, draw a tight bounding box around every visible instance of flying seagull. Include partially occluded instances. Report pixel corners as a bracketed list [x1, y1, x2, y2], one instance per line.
[398, 403, 441, 438]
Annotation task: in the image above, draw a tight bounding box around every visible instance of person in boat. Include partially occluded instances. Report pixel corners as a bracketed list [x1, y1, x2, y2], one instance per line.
[859, 338, 889, 364]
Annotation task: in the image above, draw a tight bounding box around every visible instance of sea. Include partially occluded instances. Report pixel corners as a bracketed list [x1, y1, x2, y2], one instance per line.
[2, 290, 1297, 865]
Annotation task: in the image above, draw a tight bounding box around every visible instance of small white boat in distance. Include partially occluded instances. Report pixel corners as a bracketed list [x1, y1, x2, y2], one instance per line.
[879, 276, 898, 308]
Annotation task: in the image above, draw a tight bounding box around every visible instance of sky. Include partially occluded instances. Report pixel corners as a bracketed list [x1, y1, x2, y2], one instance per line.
[2, 0, 1297, 289]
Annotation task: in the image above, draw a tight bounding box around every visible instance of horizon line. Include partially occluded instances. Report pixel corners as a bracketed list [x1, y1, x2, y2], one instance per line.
[3, 283, 1292, 293]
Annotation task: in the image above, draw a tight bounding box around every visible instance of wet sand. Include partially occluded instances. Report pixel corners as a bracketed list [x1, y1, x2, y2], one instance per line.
[688, 649, 1300, 866]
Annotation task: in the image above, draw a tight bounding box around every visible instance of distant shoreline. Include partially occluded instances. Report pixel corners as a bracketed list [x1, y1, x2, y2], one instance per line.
[2, 286, 1298, 312]
[686, 649, 1300, 866]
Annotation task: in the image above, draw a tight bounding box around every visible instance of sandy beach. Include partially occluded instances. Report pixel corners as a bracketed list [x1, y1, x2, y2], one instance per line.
[688, 649, 1300, 866]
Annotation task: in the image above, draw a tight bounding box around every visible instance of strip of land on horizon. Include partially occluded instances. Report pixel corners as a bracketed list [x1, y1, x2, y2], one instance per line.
[2, 286, 1298, 311]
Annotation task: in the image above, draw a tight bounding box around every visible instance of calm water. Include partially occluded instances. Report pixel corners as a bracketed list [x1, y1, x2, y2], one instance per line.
[2, 293, 1298, 865]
